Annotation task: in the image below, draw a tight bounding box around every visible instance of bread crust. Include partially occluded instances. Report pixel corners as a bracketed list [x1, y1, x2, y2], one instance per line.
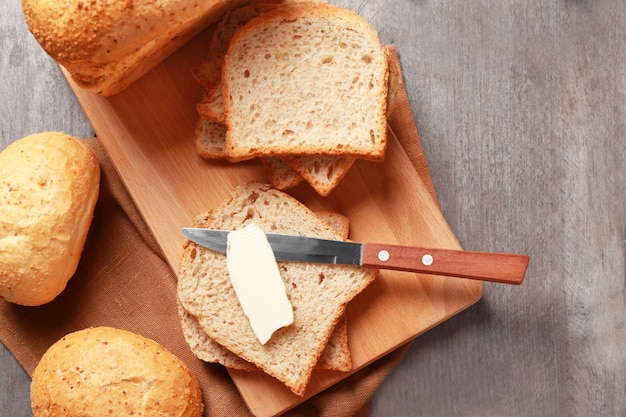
[22, 0, 246, 95]
[0, 132, 100, 306]
[30, 327, 204, 417]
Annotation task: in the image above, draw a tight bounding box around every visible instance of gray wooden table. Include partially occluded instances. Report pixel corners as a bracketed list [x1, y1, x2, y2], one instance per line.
[2, 1, 625, 416]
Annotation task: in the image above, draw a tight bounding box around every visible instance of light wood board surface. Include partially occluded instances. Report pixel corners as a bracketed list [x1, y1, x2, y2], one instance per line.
[2, 1, 625, 416]
[61, 22, 481, 416]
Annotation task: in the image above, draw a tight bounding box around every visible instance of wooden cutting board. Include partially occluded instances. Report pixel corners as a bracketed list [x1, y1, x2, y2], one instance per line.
[64, 25, 482, 417]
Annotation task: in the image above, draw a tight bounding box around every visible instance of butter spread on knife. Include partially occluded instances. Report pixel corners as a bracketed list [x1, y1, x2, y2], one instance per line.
[226, 223, 294, 344]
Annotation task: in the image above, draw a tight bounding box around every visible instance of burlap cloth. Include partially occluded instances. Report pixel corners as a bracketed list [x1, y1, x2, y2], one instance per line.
[0, 70, 438, 416]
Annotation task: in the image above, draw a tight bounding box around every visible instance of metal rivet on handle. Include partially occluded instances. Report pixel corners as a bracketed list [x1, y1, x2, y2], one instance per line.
[422, 254, 434, 266]
[378, 250, 390, 262]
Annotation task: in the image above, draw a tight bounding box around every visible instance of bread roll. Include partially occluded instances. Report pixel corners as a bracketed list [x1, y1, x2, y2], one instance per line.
[21, 0, 246, 96]
[0, 132, 100, 306]
[30, 327, 204, 417]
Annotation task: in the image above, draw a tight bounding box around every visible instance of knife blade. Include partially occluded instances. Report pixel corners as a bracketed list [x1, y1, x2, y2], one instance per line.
[181, 228, 529, 285]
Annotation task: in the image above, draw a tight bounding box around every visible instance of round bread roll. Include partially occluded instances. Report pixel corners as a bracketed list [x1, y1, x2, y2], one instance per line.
[0, 132, 100, 306]
[30, 327, 204, 417]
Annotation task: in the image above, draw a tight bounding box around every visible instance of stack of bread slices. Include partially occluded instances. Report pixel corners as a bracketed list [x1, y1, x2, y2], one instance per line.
[176, 183, 379, 396]
[191, 1, 393, 196]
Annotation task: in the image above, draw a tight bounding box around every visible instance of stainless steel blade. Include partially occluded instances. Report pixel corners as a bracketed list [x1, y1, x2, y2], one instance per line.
[181, 228, 363, 266]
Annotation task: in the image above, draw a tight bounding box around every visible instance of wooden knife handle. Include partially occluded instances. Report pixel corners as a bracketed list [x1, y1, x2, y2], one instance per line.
[361, 243, 529, 285]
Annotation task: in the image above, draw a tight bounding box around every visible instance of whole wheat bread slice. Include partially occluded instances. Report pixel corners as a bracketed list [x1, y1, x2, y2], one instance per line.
[222, 3, 388, 161]
[177, 183, 377, 395]
[178, 210, 352, 372]
[193, 118, 304, 190]
[192, 2, 356, 195]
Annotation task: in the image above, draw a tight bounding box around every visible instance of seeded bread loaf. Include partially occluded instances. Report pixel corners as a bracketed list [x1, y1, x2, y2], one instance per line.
[22, 0, 243, 96]
[30, 327, 203, 417]
[222, 2, 388, 160]
[177, 183, 377, 396]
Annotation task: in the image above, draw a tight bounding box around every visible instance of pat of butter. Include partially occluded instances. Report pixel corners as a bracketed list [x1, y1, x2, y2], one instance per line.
[226, 223, 294, 345]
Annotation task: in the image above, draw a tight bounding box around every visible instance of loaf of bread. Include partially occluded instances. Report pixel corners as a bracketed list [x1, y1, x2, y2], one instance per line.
[30, 327, 204, 417]
[177, 183, 377, 396]
[178, 209, 352, 372]
[0, 132, 100, 306]
[21, 0, 244, 96]
[222, 2, 388, 160]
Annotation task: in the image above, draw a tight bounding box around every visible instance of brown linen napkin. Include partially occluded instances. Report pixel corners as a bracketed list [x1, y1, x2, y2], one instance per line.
[0, 62, 436, 416]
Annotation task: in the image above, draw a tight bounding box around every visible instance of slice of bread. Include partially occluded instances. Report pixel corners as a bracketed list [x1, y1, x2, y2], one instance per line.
[177, 183, 377, 395]
[385, 44, 403, 119]
[194, 116, 255, 163]
[178, 300, 255, 370]
[282, 155, 356, 196]
[194, 46, 399, 161]
[192, 3, 389, 195]
[178, 209, 352, 372]
[222, 3, 388, 160]
[179, 302, 351, 372]
[194, 116, 228, 159]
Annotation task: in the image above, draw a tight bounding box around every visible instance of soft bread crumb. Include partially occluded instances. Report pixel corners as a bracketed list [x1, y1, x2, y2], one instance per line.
[223, 3, 388, 161]
[0, 132, 100, 306]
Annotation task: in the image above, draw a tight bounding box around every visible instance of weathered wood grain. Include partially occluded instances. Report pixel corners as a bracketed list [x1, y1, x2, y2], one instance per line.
[2, 0, 625, 416]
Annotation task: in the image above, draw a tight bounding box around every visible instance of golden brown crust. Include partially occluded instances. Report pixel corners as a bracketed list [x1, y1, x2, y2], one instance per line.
[22, 0, 245, 95]
[30, 327, 204, 417]
[0, 132, 100, 306]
